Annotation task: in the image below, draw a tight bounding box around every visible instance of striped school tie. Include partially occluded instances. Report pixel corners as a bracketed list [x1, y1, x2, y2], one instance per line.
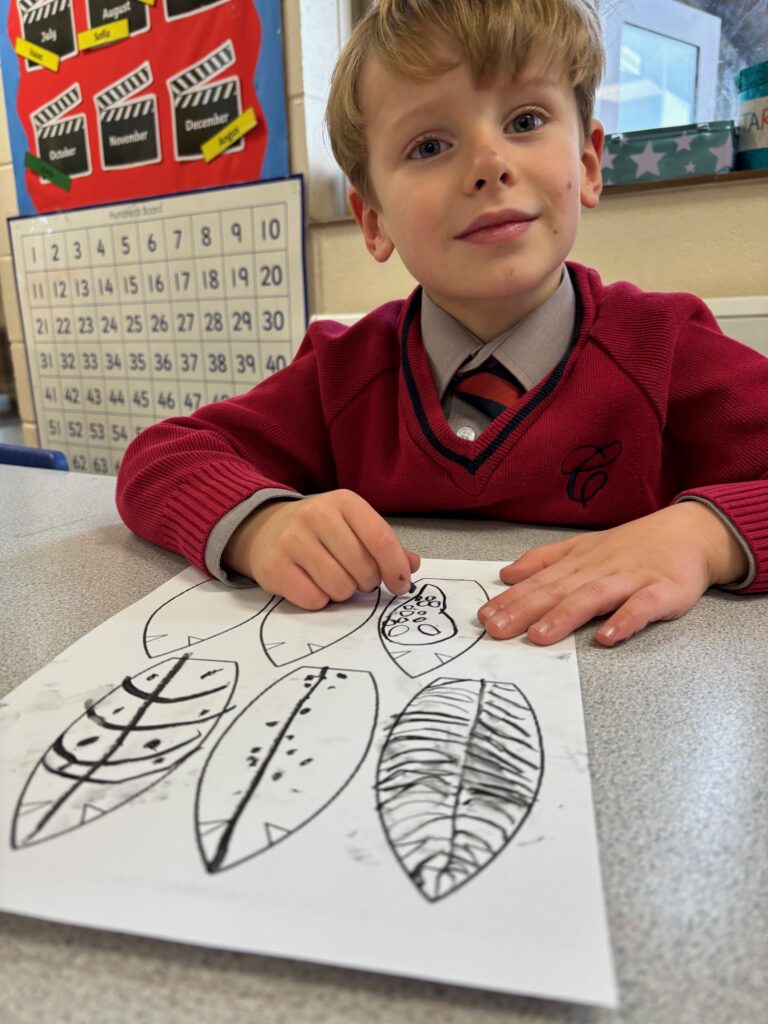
[451, 357, 524, 419]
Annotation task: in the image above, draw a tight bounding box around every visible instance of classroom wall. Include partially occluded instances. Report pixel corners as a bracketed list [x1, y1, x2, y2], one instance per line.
[1, 11, 767, 445]
[309, 175, 768, 314]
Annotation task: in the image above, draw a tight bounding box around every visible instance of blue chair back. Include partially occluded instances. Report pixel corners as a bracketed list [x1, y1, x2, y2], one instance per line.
[0, 443, 69, 471]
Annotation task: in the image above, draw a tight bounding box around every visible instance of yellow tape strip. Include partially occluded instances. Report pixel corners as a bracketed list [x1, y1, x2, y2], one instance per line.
[201, 107, 257, 164]
[14, 36, 59, 72]
[135, 0, 155, 6]
[78, 18, 130, 51]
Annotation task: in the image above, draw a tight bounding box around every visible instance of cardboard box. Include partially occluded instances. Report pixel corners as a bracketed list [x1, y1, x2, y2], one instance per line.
[601, 121, 735, 186]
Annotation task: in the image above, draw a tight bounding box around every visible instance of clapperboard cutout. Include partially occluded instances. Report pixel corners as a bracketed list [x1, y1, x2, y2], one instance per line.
[164, 0, 230, 24]
[95, 62, 161, 170]
[168, 40, 243, 161]
[87, 0, 149, 36]
[31, 84, 91, 181]
[17, 0, 76, 71]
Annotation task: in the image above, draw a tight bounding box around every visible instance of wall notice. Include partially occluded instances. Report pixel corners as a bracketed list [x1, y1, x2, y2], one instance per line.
[1, 0, 288, 214]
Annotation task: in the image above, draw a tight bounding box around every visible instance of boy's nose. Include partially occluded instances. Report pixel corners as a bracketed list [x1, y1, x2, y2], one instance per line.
[463, 146, 514, 195]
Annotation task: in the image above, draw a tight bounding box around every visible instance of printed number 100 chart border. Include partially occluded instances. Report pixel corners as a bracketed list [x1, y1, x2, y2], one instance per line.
[8, 176, 307, 475]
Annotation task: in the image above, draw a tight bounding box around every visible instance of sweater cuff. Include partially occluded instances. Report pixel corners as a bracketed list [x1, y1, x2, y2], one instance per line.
[160, 460, 298, 575]
[205, 488, 302, 585]
[675, 481, 768, 593]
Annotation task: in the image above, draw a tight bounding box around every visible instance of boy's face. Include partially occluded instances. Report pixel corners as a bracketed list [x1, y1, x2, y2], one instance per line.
[349, 49, 604, 340]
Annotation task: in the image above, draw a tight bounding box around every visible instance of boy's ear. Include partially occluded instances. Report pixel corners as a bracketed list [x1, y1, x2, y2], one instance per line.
[580, 119, 605, 209]
[348, 188, 395, 263]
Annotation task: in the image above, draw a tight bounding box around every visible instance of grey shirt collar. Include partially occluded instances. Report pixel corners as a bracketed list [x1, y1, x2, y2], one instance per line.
[420, 266, 576, 396]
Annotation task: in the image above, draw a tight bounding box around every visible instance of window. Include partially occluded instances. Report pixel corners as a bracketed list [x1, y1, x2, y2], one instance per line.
[597, 0, 720, 133]
[597, 0, 768, 133]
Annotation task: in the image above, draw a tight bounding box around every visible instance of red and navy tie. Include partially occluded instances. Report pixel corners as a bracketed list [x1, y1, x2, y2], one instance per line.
[452, 357, 524, 419]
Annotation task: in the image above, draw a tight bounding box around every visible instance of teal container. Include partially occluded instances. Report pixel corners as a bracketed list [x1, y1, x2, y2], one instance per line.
[736, 60, 768, 170]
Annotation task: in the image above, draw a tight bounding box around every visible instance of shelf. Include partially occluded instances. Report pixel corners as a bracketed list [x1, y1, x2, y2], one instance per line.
[603, 167, 768, 196]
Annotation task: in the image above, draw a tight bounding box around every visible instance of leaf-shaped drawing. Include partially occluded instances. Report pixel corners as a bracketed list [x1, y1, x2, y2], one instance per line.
[377, 676, 543, 902]
[379, 579, 488, 677]
[143, 579, 273, 657]
[196, 665, 377, 873]
[12, 656, 238, 848]
[260, 589, 380, 666]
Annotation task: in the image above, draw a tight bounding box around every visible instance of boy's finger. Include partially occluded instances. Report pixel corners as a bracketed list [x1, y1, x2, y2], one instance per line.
[482, 572, 634, 642]
[344, 503, 414, 595]
[499, 537, 581, 583]
[478, 561, 581, 623]
[595, 581, 687, 646]
[278, 563, 332, 611]
[298, 542, 364, 603]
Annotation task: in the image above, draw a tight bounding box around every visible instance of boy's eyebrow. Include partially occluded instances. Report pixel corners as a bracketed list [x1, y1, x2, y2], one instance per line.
[387, 101, 447, 133]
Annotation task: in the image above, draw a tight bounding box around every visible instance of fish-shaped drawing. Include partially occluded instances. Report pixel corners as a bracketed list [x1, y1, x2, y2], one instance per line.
[260, 589, 380, 666]
[378, 579, 488, 676]
[196, 665, 378, 873]
[12, 656, 238, 848]
[143, 579, 273, 657]
[377, 676, 543, 901]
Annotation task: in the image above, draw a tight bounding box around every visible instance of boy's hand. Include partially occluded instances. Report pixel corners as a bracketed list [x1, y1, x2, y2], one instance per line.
[478, 503, 748, 647]
[223, 490, 420, 608]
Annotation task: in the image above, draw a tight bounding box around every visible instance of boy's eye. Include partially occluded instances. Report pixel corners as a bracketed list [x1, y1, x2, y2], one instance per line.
[508, 111, 545, 134]
[408, 138, 447, 160]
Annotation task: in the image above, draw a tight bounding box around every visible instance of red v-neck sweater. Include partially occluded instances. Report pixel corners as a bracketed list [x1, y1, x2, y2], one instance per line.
[116, 262, 768, 592]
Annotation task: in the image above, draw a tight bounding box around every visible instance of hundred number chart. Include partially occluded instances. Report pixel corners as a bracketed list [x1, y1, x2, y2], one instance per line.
[9, 177, 306, 474]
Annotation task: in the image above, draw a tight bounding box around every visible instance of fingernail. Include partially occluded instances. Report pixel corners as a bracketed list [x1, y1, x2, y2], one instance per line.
[598, 625, 616, 642]
[532, 620, 550, 636]
[488, 611, 510, 630]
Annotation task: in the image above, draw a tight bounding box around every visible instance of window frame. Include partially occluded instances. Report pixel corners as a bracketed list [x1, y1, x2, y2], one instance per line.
[597, 0, 722, 133]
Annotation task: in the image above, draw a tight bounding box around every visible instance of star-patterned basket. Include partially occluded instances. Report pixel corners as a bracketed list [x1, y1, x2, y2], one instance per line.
[601, 120, 735, 186]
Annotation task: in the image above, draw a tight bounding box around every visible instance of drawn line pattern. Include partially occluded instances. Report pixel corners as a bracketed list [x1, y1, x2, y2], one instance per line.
[377, 677, 543, 901]
[12, 656, 238, 848]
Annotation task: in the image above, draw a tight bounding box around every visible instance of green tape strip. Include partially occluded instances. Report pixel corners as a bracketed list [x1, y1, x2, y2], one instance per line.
[24, 152, 71, 191]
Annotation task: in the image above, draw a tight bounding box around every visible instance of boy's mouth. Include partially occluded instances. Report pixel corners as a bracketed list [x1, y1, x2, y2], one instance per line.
[456, 209, 537, 244]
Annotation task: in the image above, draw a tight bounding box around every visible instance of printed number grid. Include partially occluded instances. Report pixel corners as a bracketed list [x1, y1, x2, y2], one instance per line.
[13, 182, 304, 475]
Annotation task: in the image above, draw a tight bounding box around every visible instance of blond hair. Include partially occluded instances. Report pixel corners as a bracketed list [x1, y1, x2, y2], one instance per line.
[326, 0, 605, 204]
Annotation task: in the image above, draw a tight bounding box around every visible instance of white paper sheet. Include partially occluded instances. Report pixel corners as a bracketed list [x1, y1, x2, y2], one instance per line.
[0, 559, 617, 1008]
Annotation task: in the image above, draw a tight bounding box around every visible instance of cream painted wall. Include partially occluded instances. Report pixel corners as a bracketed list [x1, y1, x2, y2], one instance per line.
[309, 175, 768, 315]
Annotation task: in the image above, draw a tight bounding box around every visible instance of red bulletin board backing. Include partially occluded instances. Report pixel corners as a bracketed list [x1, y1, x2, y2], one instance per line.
[5, 0, 282, 213]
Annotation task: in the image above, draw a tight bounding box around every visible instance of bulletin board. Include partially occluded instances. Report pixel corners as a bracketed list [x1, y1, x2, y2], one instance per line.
[8, 176, 306, 474]
[1, 0, 288, 214]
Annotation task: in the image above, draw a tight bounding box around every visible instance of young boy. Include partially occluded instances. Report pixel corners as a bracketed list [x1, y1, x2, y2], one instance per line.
[116, 0, 768, 647]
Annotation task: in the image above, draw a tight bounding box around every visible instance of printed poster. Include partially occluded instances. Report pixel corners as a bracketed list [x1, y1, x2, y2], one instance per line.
[1, 0, 288, 213]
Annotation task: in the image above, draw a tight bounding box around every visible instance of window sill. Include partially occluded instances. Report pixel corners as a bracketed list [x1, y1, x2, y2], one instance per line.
[603, 167, 768, 196]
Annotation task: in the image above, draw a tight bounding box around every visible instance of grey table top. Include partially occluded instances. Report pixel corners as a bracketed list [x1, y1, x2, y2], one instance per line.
[1, 464, 766, 1024]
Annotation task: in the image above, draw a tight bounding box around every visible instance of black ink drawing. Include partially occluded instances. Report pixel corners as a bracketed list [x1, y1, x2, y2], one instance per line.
[144, 579, 273, 657]
[377, 676, 543, 901]
[379, 579, 488, 677]
[196, 666, 378, 873]
[13, 656, 238, 848]
[260, 589, 380, 666]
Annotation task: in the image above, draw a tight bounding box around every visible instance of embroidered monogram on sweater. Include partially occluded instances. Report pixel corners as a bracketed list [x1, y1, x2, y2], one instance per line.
[561, 442, 623, 506]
